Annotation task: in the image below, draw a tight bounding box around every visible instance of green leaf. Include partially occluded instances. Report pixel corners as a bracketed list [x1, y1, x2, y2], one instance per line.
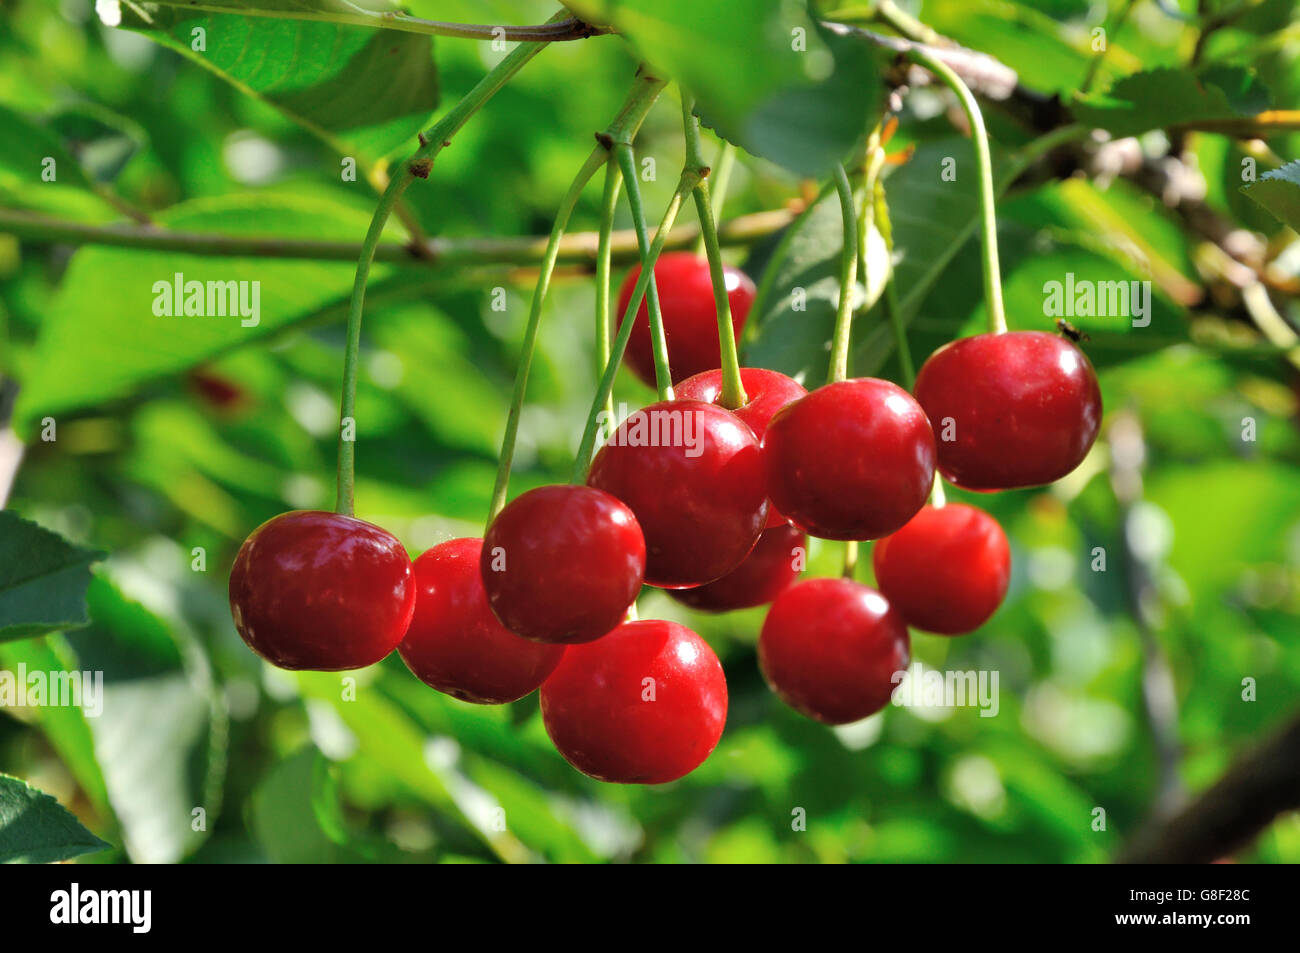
[0, 773, 110, 864]
[0, 511, 103, 644]
[110, 2, 438, 162]
[61, 578, 226, 864]
[1242, 160, 1300, 233]
[250, 747, 360, 863]
[1072, 66, 1271, 138]
[567, 1, 884, 175]
[0, 103, 121, 221]
[14, 194, 388, 429]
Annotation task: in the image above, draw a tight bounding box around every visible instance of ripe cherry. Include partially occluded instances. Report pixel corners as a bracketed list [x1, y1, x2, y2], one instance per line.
[675, 367, 808, 528]
[398, 538, 565, 704]
[617, 251, 757, 387]
[913, 330, 1102, 490]
[587, 399, 767, 588]
[229, 510, 415, 671]
[481, 485, 645, 644]
[670, 524, 806, 613]
[540, 619, 727, 783]
[763, 378, 935, 541]
[872, 503, 1011, 635]
[759, 577, 909, 725]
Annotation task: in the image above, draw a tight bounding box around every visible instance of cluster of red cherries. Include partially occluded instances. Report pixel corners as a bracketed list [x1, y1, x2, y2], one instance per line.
[229, 252, 1103, 785]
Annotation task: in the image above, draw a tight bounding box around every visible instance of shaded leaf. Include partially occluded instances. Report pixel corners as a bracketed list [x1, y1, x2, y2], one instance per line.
[0, 773, 110, 864]
[0, 511, 103, 644]
[1073, 66, 1271, 137]
[1242, 160, 1300, 233]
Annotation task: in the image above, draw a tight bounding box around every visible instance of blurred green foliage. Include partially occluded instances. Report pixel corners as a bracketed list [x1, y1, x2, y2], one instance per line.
[1, 0, 1299, 864]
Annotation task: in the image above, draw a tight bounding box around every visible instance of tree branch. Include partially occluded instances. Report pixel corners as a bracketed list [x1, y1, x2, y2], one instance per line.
[1118, 711, 1300, 863]
[0, 207, 794, 268]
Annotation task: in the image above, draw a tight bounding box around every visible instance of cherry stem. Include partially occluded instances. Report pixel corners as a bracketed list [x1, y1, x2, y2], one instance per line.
[614, 142, 674, 401]
[906, 47, 1007, 336]
[682, 95, 747, 408]
[828, 163, 860, 385]
[487, 72, 666, 523]
[693, 140, 735, 256]
[843, 540, 859, 579]
[595, 161, 624, 426]
[335, 30, 553, 516]
[487, 147, 606, 522]
[930, 474, 948, 508]
[571, 177, 697, 482]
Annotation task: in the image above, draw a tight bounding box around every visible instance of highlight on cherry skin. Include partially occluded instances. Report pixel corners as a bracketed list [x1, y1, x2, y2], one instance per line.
[481, 484, 645, 644]
[872, 503, 1011, 636]
[228, 510, 415, 672]
[674, 366, 808, 529]
[587, 398, 768, 589]
[540, 619, 728, 784]
[617, 251, 757, 387]
[762, 378, 936, 541]
[398, 537, 565, 705]
[759, 577, 910, 726]
[914, 330, 1103, 491]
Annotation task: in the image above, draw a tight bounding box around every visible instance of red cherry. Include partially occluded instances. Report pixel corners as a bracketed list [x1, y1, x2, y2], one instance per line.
[670, 524, 806, 613]
[229, 510, 414, 671]
[481, 485, 645, 644]
[587, 399, 767, 588]
[675, 367, 808, 528]
[617, 251, 756, 387]
[872, 504, 1011, 635]
[540, 619, 727, 783]
[759, 577, 909, 725]
[913, 330, 1102, 490]
[763, 378, 935, 541]
[398, 538, 565, 704]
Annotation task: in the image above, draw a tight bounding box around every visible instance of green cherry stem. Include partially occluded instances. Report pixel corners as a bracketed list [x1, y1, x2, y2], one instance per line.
[906, 47, 1007, 336]
[693, 139, 736, 256]
[336, 29, 553, 516]
[595, 160, 625, 425]
[828, 163, 860, 385]
[682, 95, 747, 409]
[571, 178, 696, 482]
[487, 72, 666, 523]
[614, 142, 675, 401]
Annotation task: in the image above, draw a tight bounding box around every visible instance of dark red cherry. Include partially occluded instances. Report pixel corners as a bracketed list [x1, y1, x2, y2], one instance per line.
[670, 524, 806, 613]
[763, 378, 935, 541]
[540, 619, 727, 783]
[229, 510, 414, 671]
[758, 577, 909, 725]
[398, 538, 564, 704]
[587, 399, 767, 588]
[481, 485, 645, 644]
[675, 367, 808, 528]
[617, 251, 756, 387]
[872, 503, 1011, 635]
[913, 330, 1102, 490]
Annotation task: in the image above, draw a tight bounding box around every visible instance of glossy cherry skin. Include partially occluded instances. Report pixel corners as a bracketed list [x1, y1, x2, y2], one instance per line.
[759, 577, 910, 725]
[540, 620, 727, 784]
[617, 252, 757, 387]
[763, 378, 936, 541]
[481, 485, 645, 644]
[670, 524, 806, 613]
[587, 399, 767, 588]
[913, 331, 1103, 490]
[229, 510, 415, 671]
[675, 367, 808, 528]
[398, 538, 565, 704]
[871, 503, 1011, 635]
